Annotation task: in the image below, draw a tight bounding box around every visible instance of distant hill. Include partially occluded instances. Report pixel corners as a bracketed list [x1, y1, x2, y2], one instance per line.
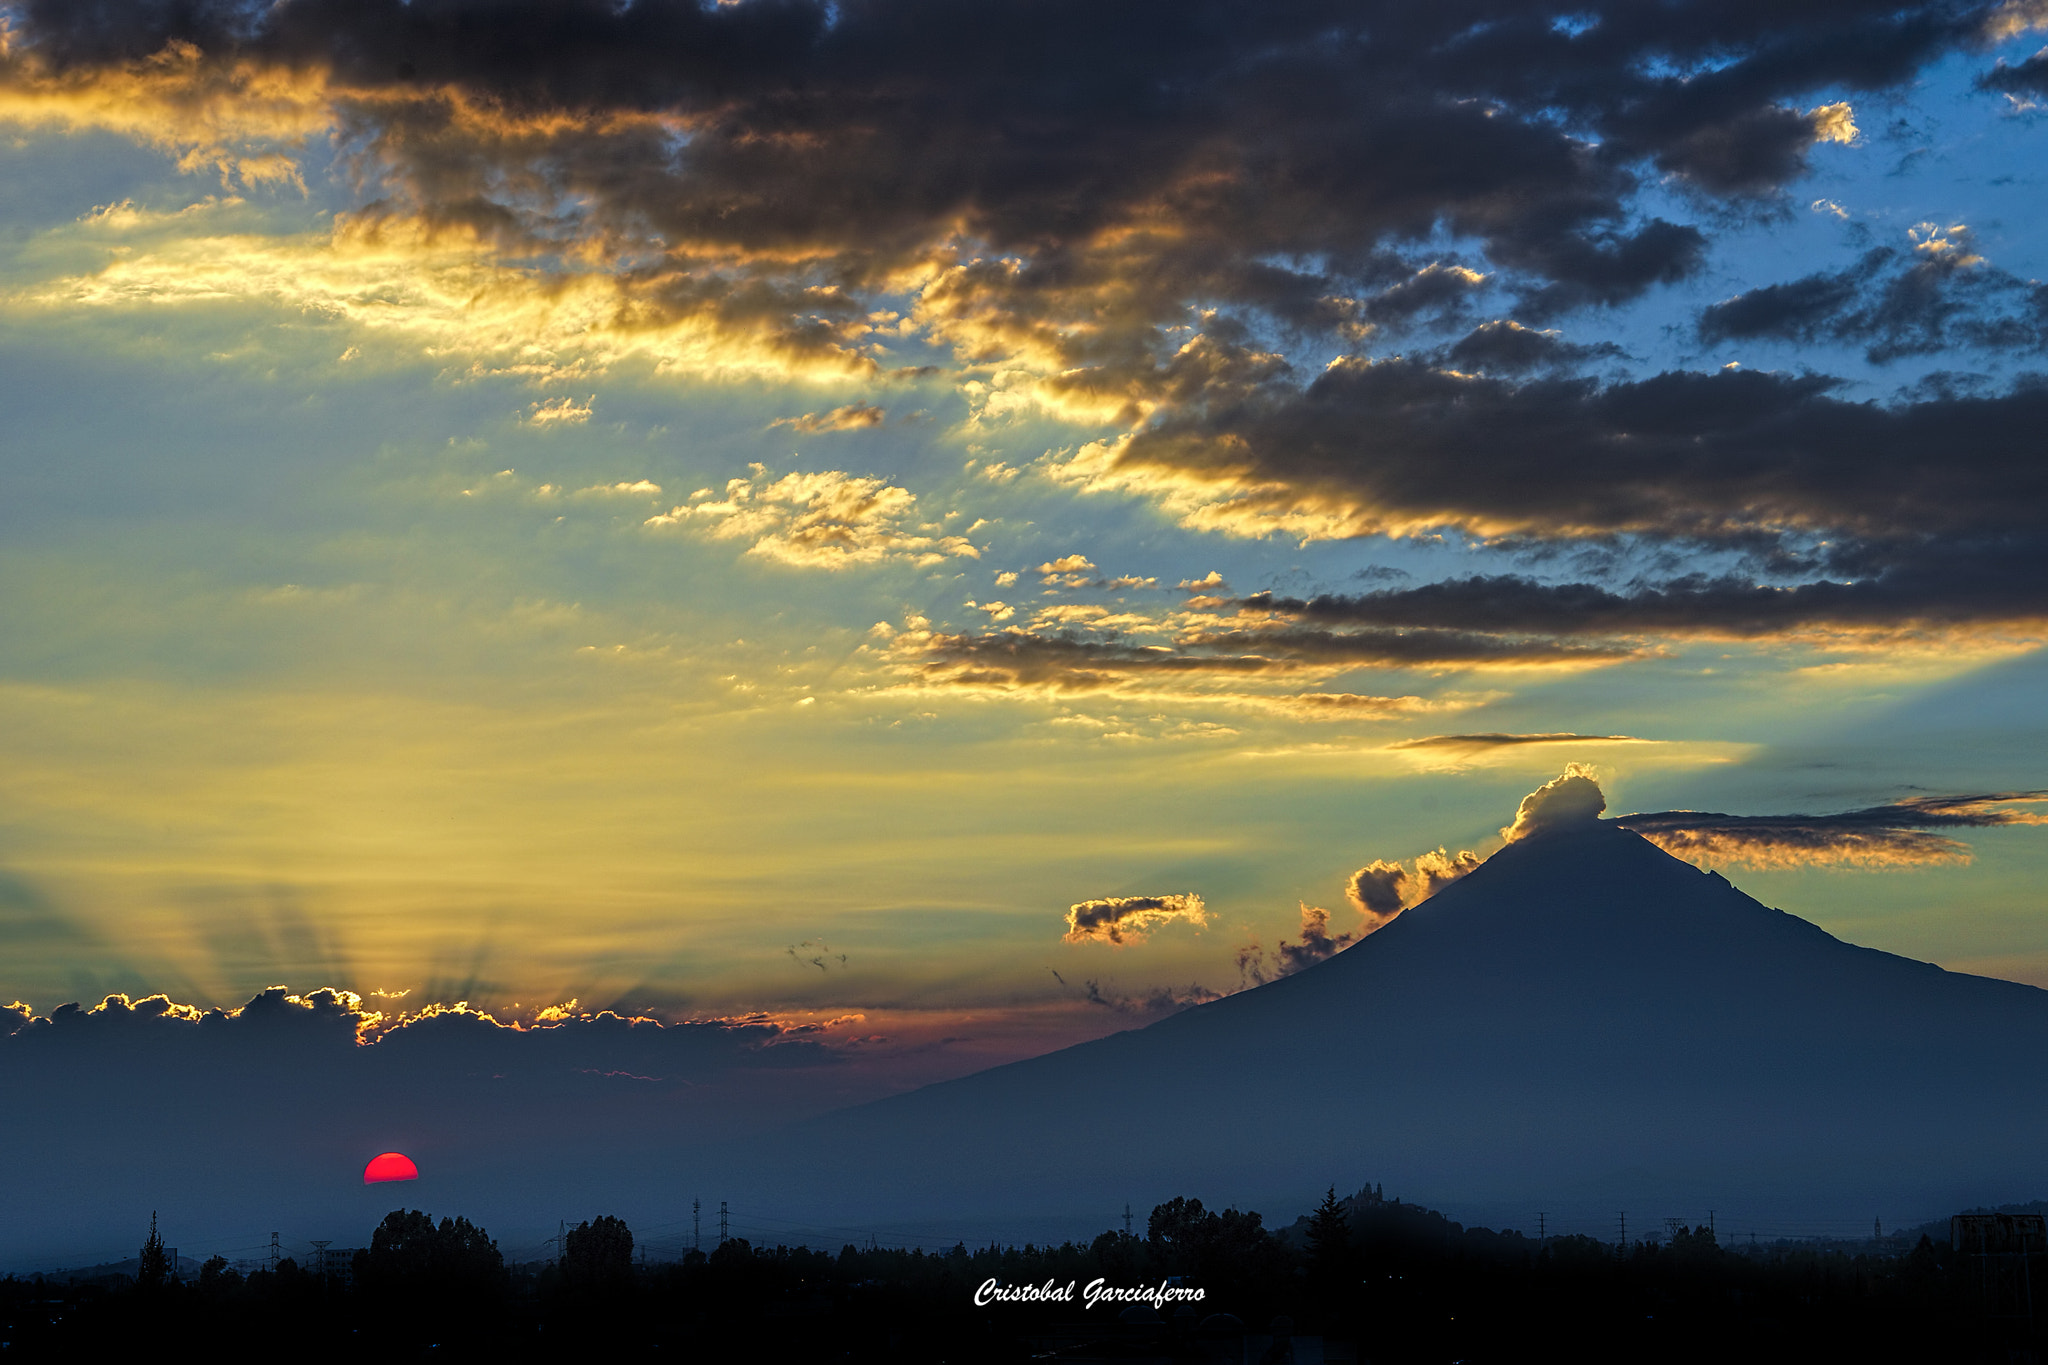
[737, 816, 2048, 1231]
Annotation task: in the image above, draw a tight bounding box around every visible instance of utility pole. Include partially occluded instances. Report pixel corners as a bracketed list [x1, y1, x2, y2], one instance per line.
[1537, 1212, 1546, 1243]
[1123, 1204, 1133, 1238]
[719, 1200, 729, 1245]
[1709, 1210, 1716, 1239]
[693, 1197, 701, 1253]
[1618, 1212, 1626, 1258]
[269, 1231, 280, 1273]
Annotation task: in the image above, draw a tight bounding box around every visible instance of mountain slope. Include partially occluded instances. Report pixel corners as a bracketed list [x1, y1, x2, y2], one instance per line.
[741, 819, 2048, 1228]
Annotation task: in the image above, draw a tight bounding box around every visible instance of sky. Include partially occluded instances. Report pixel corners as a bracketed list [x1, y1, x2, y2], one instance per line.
[6, 0, 2048, 1146]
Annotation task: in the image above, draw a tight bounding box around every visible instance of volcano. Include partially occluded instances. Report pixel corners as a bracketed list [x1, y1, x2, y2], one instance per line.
[753, 813, 2048, 1229]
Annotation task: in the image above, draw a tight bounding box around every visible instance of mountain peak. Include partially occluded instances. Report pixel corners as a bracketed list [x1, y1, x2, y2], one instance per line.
[753, 792, 2048, 1232]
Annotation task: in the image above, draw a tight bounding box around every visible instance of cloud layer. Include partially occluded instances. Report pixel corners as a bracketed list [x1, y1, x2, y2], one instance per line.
[8, 0, 2045, 663]
[1616, 792, 2048, 868]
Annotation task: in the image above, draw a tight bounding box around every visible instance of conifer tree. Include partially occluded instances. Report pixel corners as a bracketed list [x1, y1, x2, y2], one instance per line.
[1305, 1186, 1352, 1275]
[137, 1211, 169, 1290]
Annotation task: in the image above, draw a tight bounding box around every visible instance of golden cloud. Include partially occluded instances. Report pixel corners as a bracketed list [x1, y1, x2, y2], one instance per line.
[1063, 893, 1209, 945]
[645, 464, 980, 569]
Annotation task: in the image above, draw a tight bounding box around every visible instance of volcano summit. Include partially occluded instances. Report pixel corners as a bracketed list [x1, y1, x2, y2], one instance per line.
[757, 778, 2048, 1230]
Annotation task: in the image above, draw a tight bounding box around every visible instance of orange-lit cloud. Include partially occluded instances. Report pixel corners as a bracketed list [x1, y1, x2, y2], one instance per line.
[1063, 893, 1209, 946]
[1344, 848, 1483, 923]
[770, 403, 886, 433]
[1616, 793, 2048, 869]
[645, 465, 979, 569]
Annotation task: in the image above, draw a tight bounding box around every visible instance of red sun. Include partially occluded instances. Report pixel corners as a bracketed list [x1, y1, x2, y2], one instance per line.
[363, 1152, 419, 1184]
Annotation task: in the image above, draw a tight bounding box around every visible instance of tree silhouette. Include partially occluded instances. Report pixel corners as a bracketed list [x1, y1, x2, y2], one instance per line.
[364, 1209, 506, 1296]
[136, 1211, 169, 1290]
[563, 1215, 635, 1289]
[1305, 1186, 1353, 1274]
[1146, 1195, 1273, 1283]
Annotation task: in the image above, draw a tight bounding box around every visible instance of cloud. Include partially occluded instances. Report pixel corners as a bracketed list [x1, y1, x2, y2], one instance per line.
[1344, 848, 1482, 921]
[786, 939, 848, 972]
[526, 395, 593, 425]
[1260, 693, 1476, 721]
[0, 0, 1998, 423]
[769, 403, 887, 434]
[8, 0, 2039, 675]
[1274, 904, 1357, 974]
[1242, 541, 2048, 649]
[1180, 625, 1641, 668]
[1615, 792, 2048, 868]
[889, 621, 1626, 703]
[0, 985, 859, 1258]
[1062, 893, 1209, 946]
[1698, 228, 2046, 364]
[0, 985, 832, 1070]
[1441, 321, 1628, 375]
[1389, 732, 1646, 754]
[1502, 764, 1609, 842]
[1079, 980, 1222, 1016]
[646, 465, 980, 569]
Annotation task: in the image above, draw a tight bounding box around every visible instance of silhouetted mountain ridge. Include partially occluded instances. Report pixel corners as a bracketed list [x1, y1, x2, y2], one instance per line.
[744, 819, 2048, 1227]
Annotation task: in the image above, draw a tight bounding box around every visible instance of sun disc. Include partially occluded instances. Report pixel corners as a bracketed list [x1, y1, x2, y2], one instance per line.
[363, 1151, 419, 1184]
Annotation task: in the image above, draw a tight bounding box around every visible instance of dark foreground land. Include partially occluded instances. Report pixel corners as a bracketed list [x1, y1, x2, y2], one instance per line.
[4, 1189, 2043, 1362]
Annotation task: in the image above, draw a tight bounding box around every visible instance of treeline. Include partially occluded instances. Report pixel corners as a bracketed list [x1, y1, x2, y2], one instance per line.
[0, 1190, 2035, 1361]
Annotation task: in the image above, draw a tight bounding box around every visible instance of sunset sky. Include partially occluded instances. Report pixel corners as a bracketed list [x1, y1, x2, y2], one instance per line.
[6, 0, 2048, 1103]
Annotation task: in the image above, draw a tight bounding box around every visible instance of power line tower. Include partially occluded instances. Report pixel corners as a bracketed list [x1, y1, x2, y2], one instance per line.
[719, 1201, 729, 1245]
[1537, 1212, 1546, 1243]
[269, 1231, 280, 1273]
[1618, 1212, 1626, 1258]
[1123, 1204, 1133, 1238]
[693, 1197, 701, 1253]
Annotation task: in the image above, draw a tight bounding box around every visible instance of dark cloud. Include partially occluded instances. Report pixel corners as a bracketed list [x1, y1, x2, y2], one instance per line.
[1442, 320, 1628, 374]
[1245, 538, 2048, 643]
[1615, 792, 2048, 867]
[901, 623, 1632, 697]
[0, 986, 831, 1076]
[1, 0, 2003, 412]
[1080, 979, 1222, 1016]
[1121, 360, 2048, 544]
[1062, 893, 1208, 945]
[9, 0, 2037, 664]
[1503, 764, 1609, 841]
[1699, 236, 2048, 363]
[1274, 905, 1356, 975]
[1389, 732, 1645, 752]
[1977, 49, 2048, 98]
[1343, 849, 1481, 920]
[905, 630, 1292, 695]
[1179, 625, 1639, 667]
